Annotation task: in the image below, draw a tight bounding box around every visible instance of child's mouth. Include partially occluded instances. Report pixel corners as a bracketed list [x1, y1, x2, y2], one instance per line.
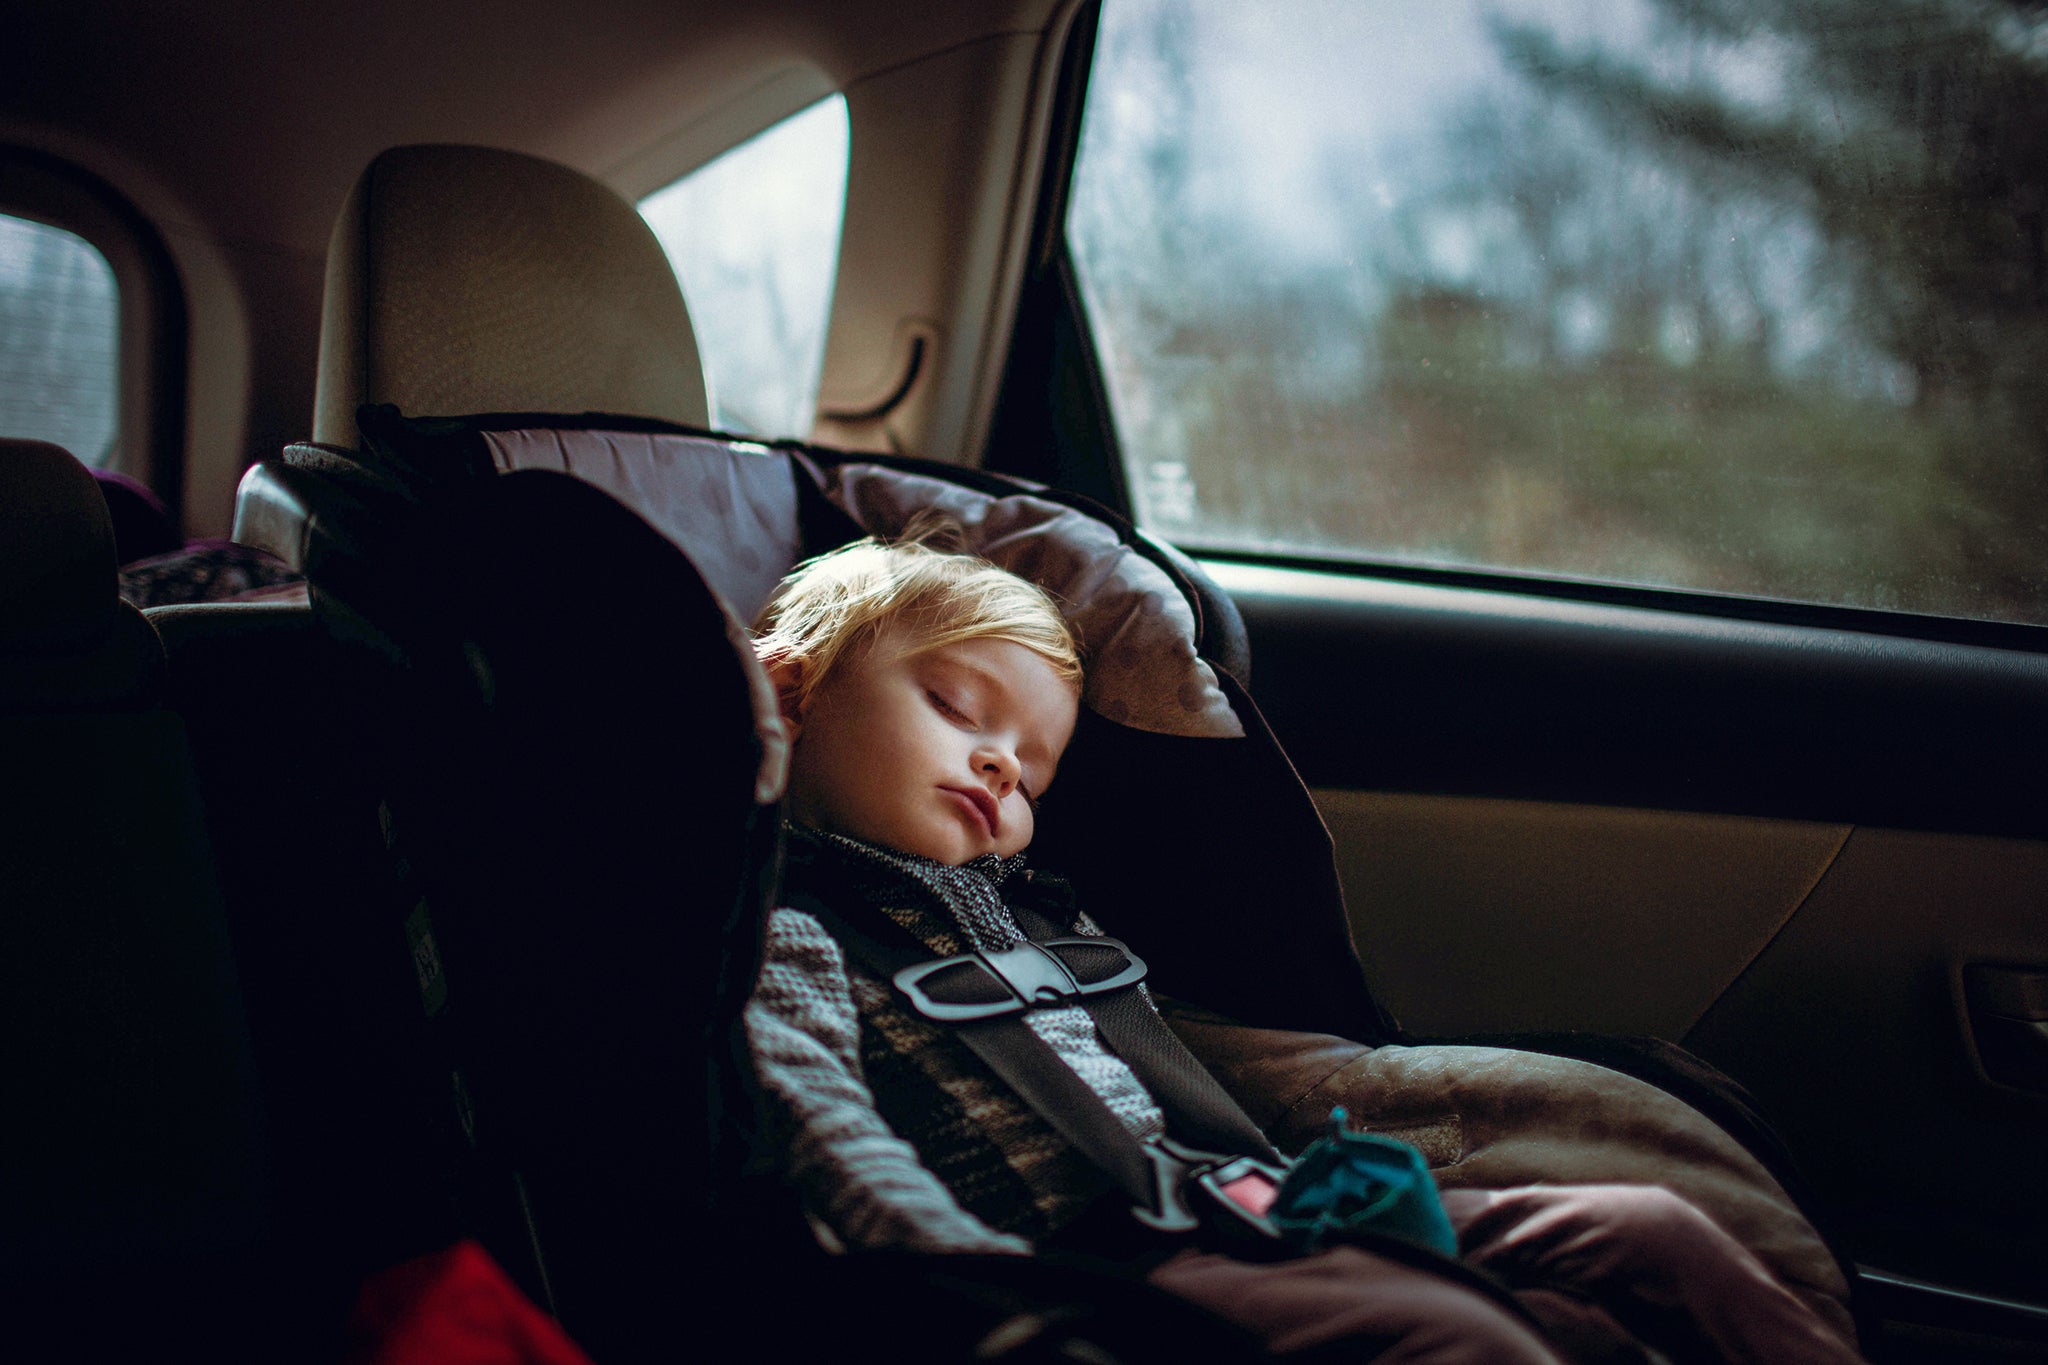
[942, 786, 999, 838]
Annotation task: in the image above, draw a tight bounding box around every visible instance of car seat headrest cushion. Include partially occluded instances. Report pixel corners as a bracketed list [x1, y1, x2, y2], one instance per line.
[469, 424, 1241, 739]
[1, 438, 119, 647]
[817, 462, 1244, 740]
[0, 438, 166, 708]
[354, 408, 1244, 740]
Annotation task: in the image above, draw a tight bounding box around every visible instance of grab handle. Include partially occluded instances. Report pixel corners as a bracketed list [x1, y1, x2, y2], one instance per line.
[1963, 964, 2048, 1094]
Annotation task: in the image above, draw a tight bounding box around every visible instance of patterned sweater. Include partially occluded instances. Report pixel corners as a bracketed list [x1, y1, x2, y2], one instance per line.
[744, 829, 1166, 1254]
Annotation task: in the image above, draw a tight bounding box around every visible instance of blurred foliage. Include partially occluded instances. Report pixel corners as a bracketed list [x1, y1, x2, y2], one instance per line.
[1071, 0, 2048, 624]
[1441, 0, 2048, 616]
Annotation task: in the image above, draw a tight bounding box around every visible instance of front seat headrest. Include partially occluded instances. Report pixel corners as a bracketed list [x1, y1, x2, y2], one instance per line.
[312, 143, 709, 446]
[0, 438, 118, 649]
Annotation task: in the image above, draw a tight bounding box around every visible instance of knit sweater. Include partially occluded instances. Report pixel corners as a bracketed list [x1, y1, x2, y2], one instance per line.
[744, 828, 1166, 1254]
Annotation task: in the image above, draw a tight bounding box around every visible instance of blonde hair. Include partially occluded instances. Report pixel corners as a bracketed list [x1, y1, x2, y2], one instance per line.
[753, 519, 1083, 710]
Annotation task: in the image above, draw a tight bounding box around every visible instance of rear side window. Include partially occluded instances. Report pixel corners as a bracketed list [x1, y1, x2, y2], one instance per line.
[1067, 0, 2048, 627]
[640, 94, 850, 440]
[0, 211, 118, 464]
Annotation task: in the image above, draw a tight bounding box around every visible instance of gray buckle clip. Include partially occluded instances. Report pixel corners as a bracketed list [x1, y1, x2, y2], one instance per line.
[894, 937, 1147, 1023]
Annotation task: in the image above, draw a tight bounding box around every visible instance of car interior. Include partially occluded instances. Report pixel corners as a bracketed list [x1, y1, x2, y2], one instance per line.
[4, 0, 2046, 1360]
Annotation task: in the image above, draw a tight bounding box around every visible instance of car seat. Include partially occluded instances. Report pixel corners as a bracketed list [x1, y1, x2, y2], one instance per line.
[234, 143, 1861, 1358]
[237, 143, 805, 1359]
[0, 437, 279, 1354]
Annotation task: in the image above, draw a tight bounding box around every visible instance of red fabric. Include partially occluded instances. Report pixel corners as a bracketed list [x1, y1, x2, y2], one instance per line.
[346, 1241, 595, 1365]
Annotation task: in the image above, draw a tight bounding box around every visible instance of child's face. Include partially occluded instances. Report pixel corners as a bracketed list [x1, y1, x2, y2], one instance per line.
[774, 626, 1080, 865]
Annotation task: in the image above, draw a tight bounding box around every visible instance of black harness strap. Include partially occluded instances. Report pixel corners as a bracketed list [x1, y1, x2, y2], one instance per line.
[1009, 902, 1281, 1167]
[795, 897, 1157, 1205]
[790, 893, 1284, 1218]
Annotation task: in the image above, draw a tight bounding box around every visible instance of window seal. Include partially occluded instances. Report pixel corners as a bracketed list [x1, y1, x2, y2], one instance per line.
[1195, 544, 2048, 657]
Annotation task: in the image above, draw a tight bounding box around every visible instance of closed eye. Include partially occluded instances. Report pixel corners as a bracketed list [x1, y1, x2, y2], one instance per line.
[926, 689, 972, 724]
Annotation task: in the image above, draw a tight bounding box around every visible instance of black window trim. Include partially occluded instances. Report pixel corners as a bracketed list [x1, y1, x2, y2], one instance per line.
[1192, 545, 2048, 658]
[983, 1, 1134, 516]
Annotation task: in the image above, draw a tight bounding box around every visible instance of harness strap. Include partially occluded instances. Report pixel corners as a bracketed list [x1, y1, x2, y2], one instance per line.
[790, 893, 1286, 1219]
[796, 897, 1158, 1206]
[1009, 902, 1282, 1167]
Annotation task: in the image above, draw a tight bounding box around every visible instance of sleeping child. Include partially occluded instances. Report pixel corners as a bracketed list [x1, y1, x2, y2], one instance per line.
[742, 526, 1864, 1364]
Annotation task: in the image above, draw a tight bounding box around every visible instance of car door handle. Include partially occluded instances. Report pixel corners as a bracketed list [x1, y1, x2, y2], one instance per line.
[1963, 964, 2048, 1094]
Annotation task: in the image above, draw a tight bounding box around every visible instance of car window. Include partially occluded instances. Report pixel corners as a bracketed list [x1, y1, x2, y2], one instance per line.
[0, 211, 118, 465]
[639, 94, 849, 440]
[1067, 0, 2048, 627]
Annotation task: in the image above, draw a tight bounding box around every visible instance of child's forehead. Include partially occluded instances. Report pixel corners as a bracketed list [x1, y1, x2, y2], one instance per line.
[900, 637, 988, 675]
[891, 632, 1073, 692]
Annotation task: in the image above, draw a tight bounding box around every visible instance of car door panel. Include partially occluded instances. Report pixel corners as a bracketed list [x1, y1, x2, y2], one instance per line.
[1685, 825, 2048, 1303]
[1211, 559, 2048, 1312]
[1318, 789, 1850, 1039]
[1215, 562, 2048, 839]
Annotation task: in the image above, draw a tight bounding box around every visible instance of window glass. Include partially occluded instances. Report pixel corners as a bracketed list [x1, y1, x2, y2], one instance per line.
[640, 94, 849, 439]
[0, 212, 117, 464]
[1068, 0, 2048, 626]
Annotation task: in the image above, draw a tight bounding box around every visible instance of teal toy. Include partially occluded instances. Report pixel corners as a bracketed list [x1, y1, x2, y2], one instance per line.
[1267, 1107, 1458, 1256]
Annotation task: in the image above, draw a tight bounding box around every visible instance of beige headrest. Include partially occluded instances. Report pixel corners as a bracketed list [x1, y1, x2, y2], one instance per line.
[0, 438, 117, 647]
[312, 144, 708, 446]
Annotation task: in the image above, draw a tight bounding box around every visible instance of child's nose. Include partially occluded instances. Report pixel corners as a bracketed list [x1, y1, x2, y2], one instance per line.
[976, 745, 1020, 794]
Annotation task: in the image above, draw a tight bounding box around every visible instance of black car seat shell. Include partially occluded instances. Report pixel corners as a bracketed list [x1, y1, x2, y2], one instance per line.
[231, 148, 783, 1352]
[143, 591, 463, 1307]
[235, 455, 792, 1357]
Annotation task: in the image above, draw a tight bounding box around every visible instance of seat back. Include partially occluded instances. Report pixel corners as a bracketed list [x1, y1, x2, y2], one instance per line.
[0, 438, 275, 1350]
[237, 146, 788, 1353]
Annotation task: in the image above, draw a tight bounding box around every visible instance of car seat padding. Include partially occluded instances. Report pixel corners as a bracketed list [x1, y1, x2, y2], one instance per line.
[1166, 1014, 1856, 1341]
[347, 407, 1247, 741]
[480, 425, 804, 625]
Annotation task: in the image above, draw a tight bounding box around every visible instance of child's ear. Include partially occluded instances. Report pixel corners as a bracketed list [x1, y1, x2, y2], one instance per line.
[764, 656, 807, 739]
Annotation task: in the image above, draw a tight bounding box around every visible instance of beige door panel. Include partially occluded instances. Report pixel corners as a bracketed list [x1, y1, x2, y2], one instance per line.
[1314, 789, 1851, 1039]
[1682, 825, 2048, 1292]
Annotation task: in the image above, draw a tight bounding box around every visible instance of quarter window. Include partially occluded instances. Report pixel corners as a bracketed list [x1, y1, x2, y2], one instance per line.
[1068, 0, 2048, 626]
[640, 94, 850, 440]
[0, 211, 118, 464]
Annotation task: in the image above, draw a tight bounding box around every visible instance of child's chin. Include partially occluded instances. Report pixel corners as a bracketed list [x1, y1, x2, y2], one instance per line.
[873, 825, 973, 866]
[919, 834, 984, 866]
